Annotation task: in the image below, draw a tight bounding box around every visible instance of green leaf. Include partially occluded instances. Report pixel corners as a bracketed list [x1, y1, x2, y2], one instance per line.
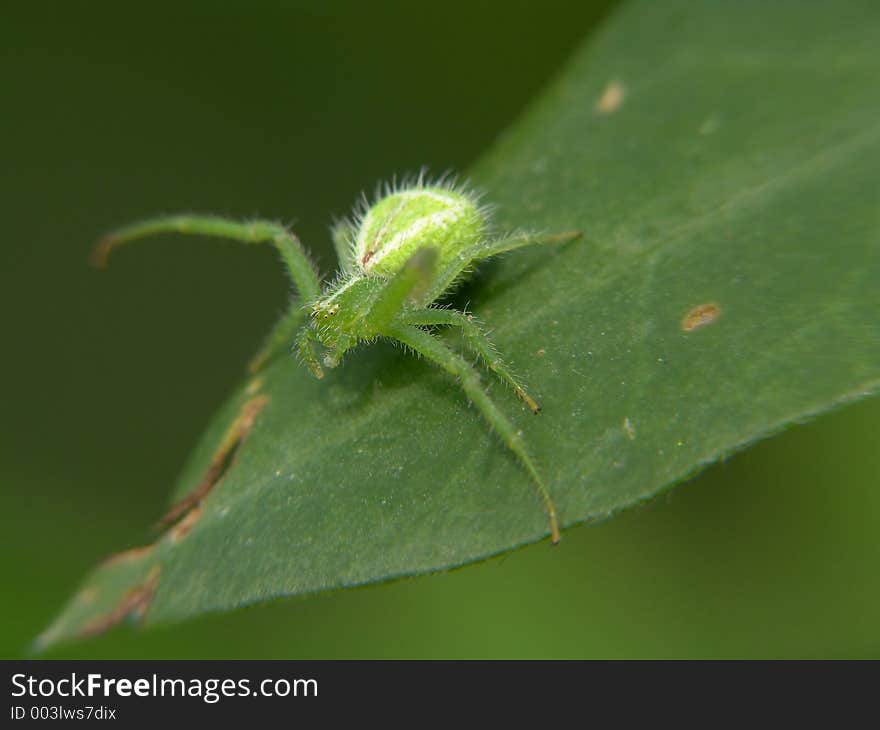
[38, 0, 880, 649]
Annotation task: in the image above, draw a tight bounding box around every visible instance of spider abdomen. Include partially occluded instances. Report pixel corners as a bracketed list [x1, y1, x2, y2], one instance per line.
[354, 185, 487, 277]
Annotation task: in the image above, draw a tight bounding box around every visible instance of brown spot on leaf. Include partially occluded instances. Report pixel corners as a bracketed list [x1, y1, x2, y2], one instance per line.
[78, 565, 161, 639]
[100, 544, 155, 568]
[595, 81, 626, 115]
[681, 302, 722, 332]
[158, 394, 269, 529]
[168, 504, 203, 543]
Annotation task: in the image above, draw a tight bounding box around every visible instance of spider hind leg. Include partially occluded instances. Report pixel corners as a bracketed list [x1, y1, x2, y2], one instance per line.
[388, 323, 560, 544]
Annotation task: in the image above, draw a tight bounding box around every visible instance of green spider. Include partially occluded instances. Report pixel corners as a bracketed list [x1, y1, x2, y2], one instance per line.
[92, 176, 580, 544]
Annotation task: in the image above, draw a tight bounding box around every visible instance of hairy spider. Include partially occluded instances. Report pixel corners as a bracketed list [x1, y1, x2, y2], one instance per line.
[92, 176, 580, 544]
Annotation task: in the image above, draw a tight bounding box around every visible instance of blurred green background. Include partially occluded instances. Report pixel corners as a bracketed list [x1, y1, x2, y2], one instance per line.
[2, 0, 878, 659]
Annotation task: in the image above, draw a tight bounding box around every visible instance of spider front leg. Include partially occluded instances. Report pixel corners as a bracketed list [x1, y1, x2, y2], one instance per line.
[330, 219, 357, 277]
[296, 326, 325, 379]
[91, 214, 323, 372]
[248, 305, 308, 373]
[365, 248, 438, 330]
[400, 308, 541, 414]
[92, 214, 321, 302]
[387, 323, 561, 544]
[420, 229, 582, 306]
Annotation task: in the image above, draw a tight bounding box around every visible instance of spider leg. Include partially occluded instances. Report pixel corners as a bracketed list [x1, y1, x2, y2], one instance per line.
[387, 323, 560, 544]
[365, 248, 438, 331]
[92, 214, 323, 373]
[472, 229, 581, 261]
[293, 326, 324, 379]
[91, 215, 322, 304]
[420, 229, 581, 306]
[330, 219, 357, 277]
[248, 304, 307, 373]
[400, 308, 541, 414]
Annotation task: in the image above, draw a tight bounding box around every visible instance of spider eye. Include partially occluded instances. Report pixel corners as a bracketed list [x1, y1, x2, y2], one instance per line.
[312, 302, 339, 319]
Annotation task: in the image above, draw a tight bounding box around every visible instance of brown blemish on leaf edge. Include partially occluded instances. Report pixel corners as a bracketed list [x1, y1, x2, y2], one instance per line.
[99, 544, 155, 568]
[157, 393, 269, 529]
[78, 565, 161, 639]
[168, 504, 203, 543]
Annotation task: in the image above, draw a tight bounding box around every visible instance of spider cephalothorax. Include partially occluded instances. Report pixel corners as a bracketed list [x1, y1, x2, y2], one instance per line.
[92, 176, 580, 543]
